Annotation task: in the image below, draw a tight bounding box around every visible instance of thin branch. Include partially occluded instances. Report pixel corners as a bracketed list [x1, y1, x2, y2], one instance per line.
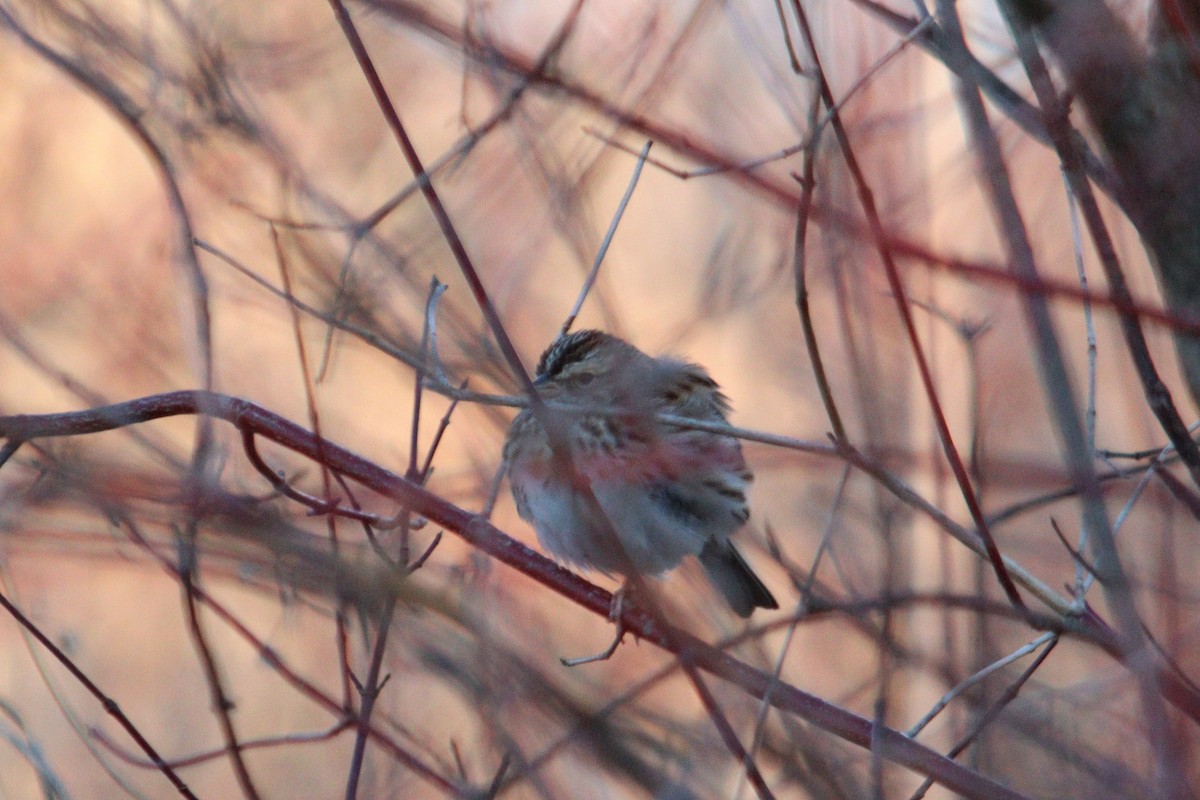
[906, 637, 1060, 800]
[0, 391, 1044, 800]
[789, 0, 1026, 611]
[94, 721, 354, 770]
[0, 586, 198, 799]
[906, 632, 1057, 738]
[271, 223, 356, 710]
[561, 140, 653, 337]
[790, 92, 846, 440]
[944, 1, 1188, 789]
[344, 595, 397, 800]
[1063, 172, 1097, 602]
[772, 0, 804, 72]
[179, 567, 262, 800]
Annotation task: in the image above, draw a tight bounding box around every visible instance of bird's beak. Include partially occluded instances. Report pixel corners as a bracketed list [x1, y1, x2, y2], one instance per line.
[531, 373, 561, 399]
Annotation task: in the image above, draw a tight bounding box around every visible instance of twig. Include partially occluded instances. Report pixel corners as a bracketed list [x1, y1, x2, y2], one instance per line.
[423, 279, 452, 388]
[801, 463, 853, 598]
[1063, 174, 1097, 601]
[561, 140, 653, 337]
[179, 565, 262, 799]
[1051, 517, 1099, 579]
[0, 391, 1046, 800]
[419, 383, 466, 480]
[790, 0, 1026, 611]
[94, 721, 354, 770]
[1064, 176, 1098, 453]
[582, 126, 804, 179]
[949, 1, 1186, 788]
[0, 586, 198, 798]
[409, 532, 443, 572]
[343, 598, 397, 800]
[906, 632, 1057, 738]
[790, 89, 846, 440]
[271, 223, 356, 709]
[906, 637, 1059, 800]
[771, 0, 804, 72]
[240, 430, 358, 519]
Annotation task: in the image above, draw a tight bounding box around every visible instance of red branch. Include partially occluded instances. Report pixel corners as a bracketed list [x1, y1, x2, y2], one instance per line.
[0, 391, 1040, 800]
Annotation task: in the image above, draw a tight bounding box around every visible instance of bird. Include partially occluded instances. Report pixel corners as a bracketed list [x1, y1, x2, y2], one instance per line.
[502, 329, 778, 622]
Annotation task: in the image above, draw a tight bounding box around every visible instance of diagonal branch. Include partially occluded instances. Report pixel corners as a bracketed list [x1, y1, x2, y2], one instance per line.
[0, 390, 1114, 800]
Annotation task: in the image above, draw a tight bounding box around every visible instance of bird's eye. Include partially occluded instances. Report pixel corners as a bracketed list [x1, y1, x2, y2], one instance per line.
[573, 372, 596, 386]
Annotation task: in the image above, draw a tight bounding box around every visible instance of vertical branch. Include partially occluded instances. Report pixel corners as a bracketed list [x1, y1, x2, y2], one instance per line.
[271, 225, 356, 709]
[1061, 176, 1096, 603]
[938, 2, 1190, 793]
[179, 564, 262, 800]
[787, 0, 1026, 610]
[792, 85, 847, 440]
[344, 277, 449, 800]
[999, 1, 1200, 489]
[343, 598, 397, 800]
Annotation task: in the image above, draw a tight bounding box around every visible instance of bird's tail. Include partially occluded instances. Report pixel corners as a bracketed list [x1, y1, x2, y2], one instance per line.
[699, 540, 778, 617]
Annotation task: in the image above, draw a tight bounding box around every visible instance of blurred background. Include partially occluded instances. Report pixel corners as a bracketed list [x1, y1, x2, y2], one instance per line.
[0, 0, 1195, 798]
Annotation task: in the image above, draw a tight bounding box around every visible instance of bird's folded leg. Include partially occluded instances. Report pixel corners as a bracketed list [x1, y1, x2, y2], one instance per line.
[560, 584, 630, 667]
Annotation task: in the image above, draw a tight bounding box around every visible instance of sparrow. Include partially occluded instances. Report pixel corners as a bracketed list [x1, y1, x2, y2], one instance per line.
[503, 329, 777, 618]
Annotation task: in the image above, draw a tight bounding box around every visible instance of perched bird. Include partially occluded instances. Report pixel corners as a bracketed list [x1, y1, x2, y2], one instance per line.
[503, 329, 777, 618]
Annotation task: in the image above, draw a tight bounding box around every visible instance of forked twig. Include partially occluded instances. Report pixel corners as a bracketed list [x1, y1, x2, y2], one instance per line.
[906, 631, 1057, 738]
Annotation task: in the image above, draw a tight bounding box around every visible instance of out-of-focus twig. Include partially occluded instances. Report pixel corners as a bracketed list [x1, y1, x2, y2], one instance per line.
[788, 0, 1026, 611]
[941, 1, 1188, 790]
[0, 391, 1049, 800]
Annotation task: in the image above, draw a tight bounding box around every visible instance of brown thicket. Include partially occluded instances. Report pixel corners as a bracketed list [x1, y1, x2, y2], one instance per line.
[1, 2, 1199, 799]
